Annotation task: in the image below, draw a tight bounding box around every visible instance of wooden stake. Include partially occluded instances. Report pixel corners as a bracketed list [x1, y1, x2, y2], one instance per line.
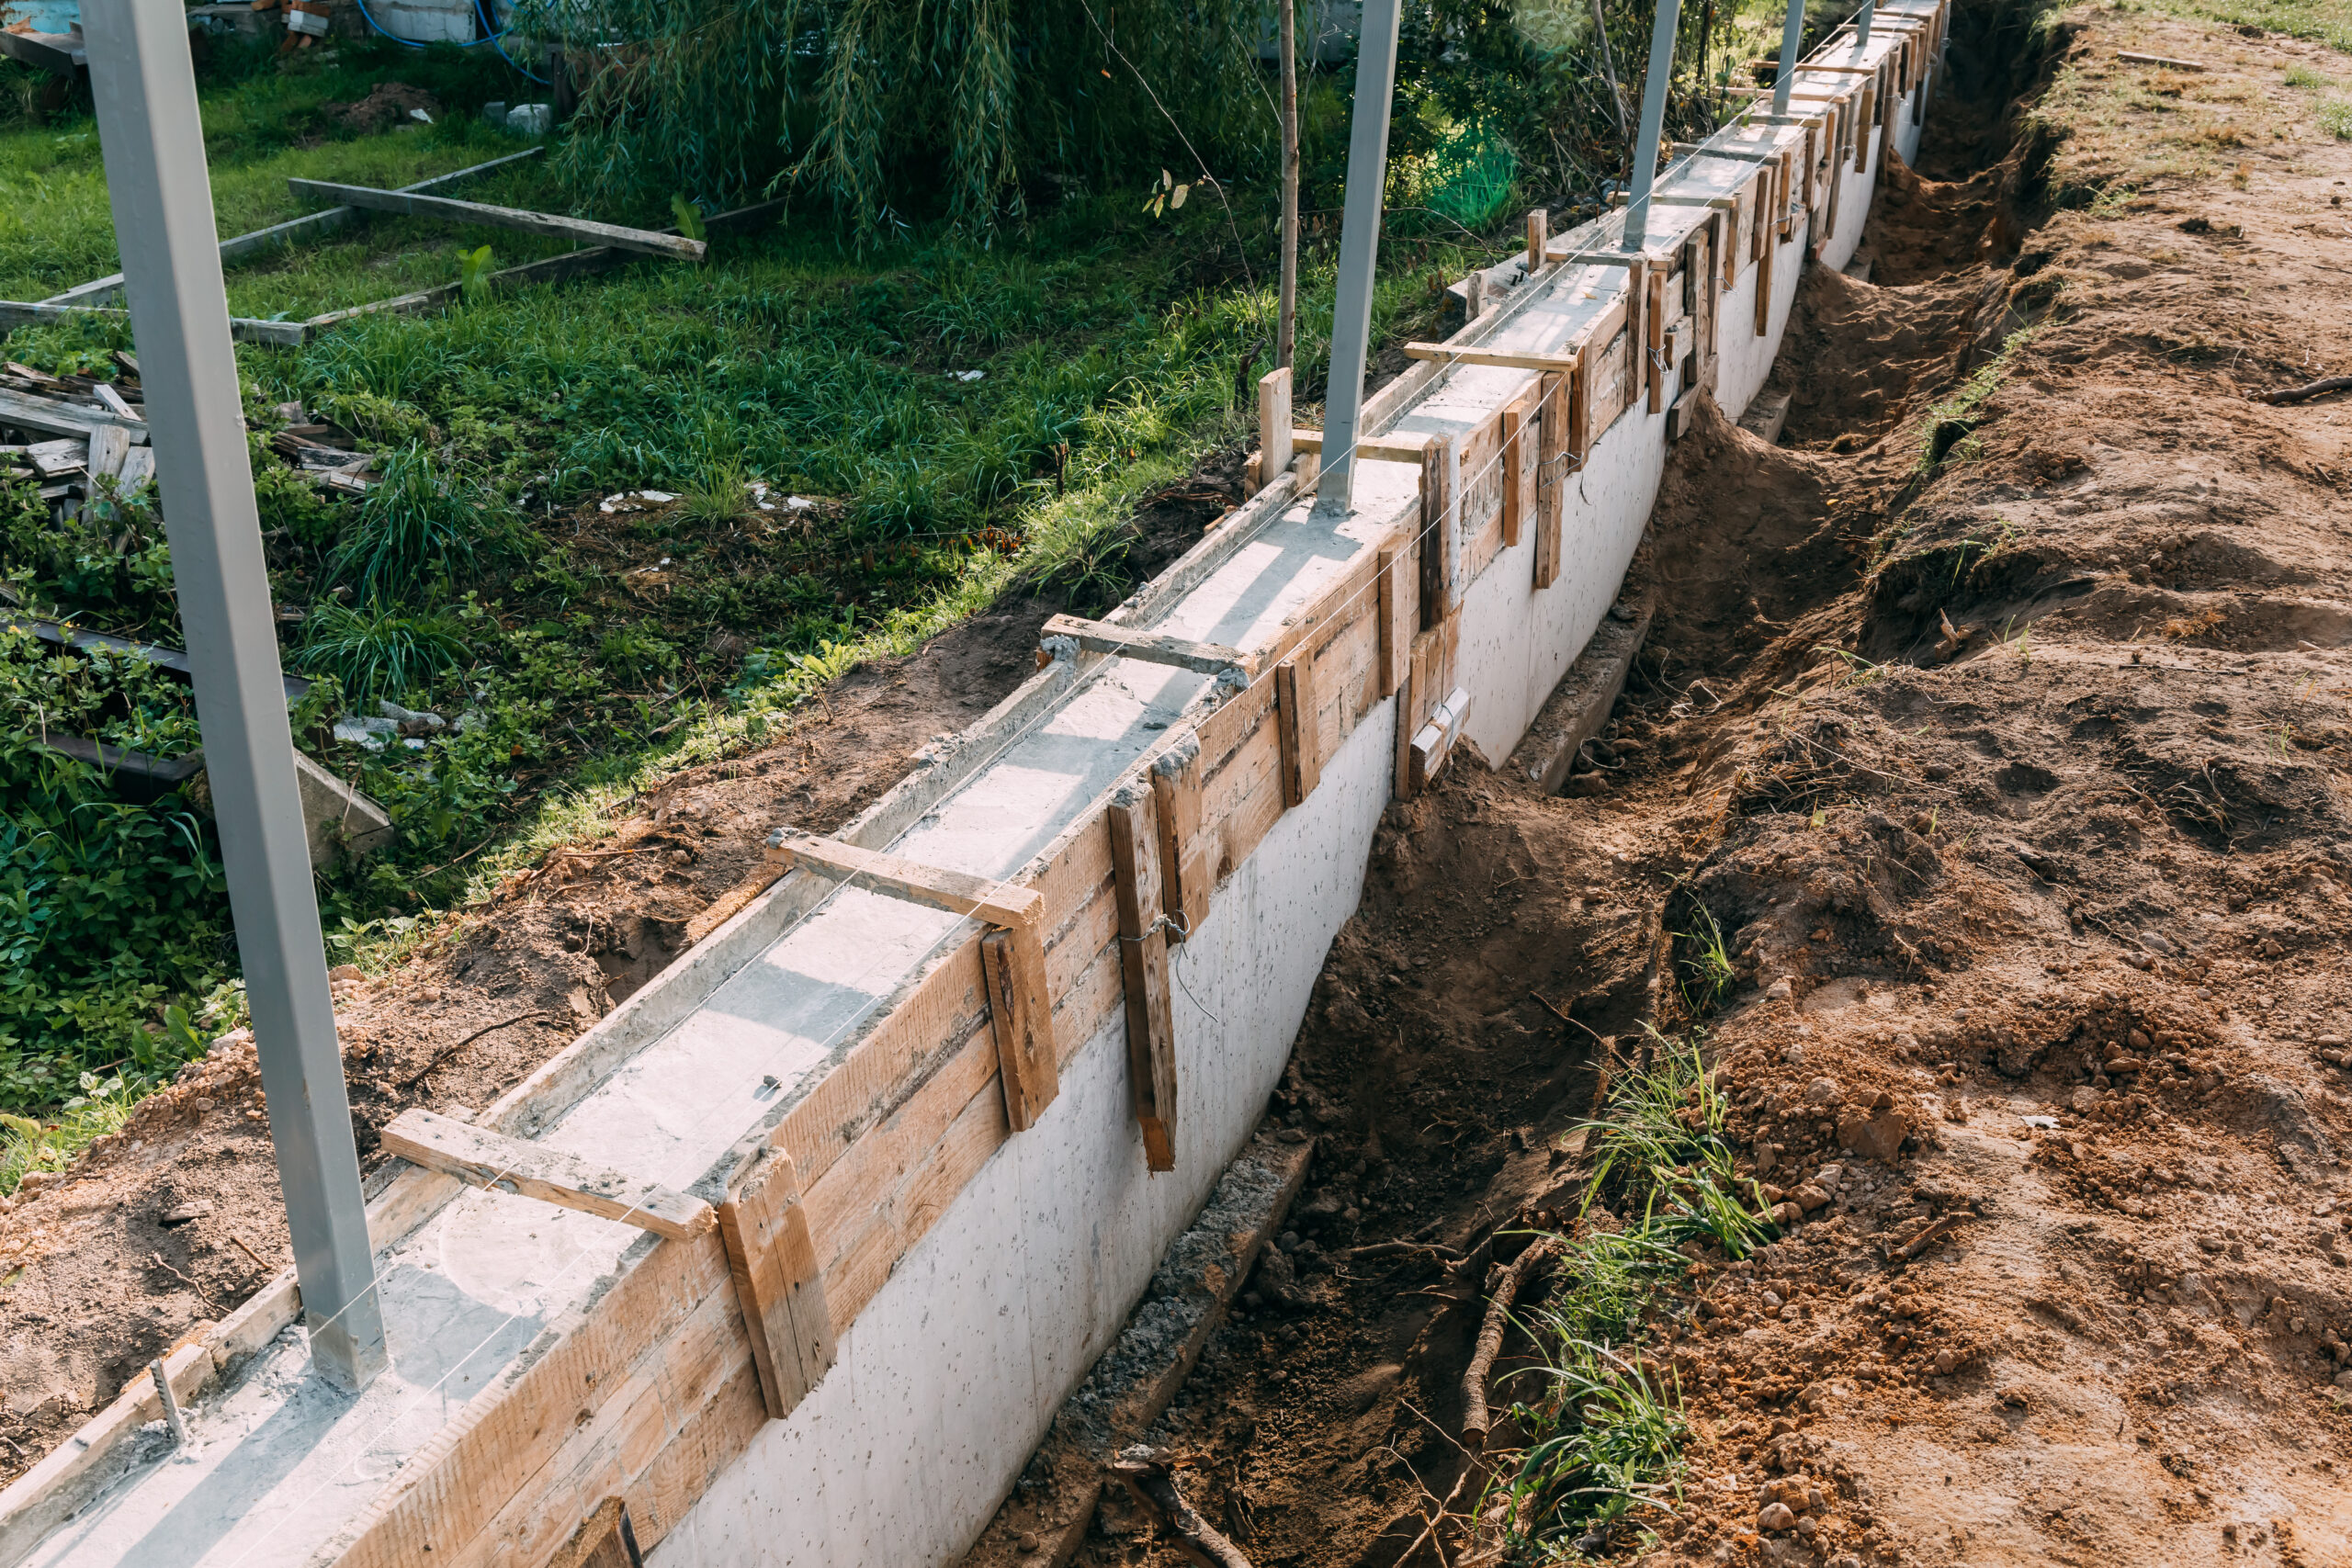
[1107, 787, 1177, 1172]
[1376, 540, 1410, 700]
[1418, 437, 1453, 628]
[982, 924, 1059, 1131]
[1499, 386, 1536, 549]
[717, 1146, 835, 1418]
[1524, 207, 1548, 274]
[1645, 266, 1668, 414]
[1274, 655, 1321, 807]
[379, 1109, 714, 1241]
[1149, 734, 1212, 944]
[1534, 370, 1566, 591]
[1258, 367, 1292, 489]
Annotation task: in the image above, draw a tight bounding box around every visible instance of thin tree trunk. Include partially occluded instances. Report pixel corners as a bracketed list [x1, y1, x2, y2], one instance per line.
[1589, 0, 1629, 171]
[1277, 0, 1300, 371]
[1697, 0, 1717, 127]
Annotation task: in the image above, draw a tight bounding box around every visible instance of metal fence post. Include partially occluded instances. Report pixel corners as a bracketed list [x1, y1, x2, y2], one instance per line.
[1621, 0, 1687, 253]
[82, 0, 387, 1393]
[1313, 0, 1406, 515]
[1857, 0, 1876, 50]
[1771, 0, 1806, 114]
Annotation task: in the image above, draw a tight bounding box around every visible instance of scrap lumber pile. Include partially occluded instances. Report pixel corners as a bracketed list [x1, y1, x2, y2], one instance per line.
[0, 355, 156, 514]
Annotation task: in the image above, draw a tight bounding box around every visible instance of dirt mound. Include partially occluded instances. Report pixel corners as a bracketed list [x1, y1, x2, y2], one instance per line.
[323, 83, 443, 135]
[1064, 5, 2352, 1565]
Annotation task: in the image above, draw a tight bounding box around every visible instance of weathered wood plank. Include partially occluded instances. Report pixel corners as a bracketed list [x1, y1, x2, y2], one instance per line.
[284, 179, 707, 261]
[1149, 730, 1213, 942]
[1106, 785, 1177, 1171]
[774, 934, 991, 1192]
[983, 923, 1059, 1130]
[1039, 613, 1252, 678]
[1535, 369, 1566, 592]
[1289, 428, 1433, 464]
[1401, 342, 1579, 372]
[716, 1147, 835, 1419]
[1376, 540, 1411, 700]
[766, 828, 1043, 934]
[379, 1109, 713, 1241]
[1499, 385, 1536, 550]
[1273, 654, 1321, 807]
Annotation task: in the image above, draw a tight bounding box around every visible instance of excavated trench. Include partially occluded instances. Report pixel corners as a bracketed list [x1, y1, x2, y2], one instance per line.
[1038, 6, 2197, 1562]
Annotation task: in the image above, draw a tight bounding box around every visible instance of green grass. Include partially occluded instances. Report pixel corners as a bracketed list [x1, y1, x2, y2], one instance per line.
[2142, 0, 2352, 51]
[1481, 1039, 1774, 1557]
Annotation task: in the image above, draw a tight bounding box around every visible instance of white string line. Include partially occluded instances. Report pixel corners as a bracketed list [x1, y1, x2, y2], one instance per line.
[227, 676, 1091, 1564]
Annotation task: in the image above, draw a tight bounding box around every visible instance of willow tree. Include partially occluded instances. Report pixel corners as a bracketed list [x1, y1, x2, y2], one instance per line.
[521, 0, 1278, 242]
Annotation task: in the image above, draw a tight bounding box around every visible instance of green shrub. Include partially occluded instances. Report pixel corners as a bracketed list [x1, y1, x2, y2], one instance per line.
[299, 601, 471, 705]
[331, 445, 531, 604]
[0, 728, 230, 1109]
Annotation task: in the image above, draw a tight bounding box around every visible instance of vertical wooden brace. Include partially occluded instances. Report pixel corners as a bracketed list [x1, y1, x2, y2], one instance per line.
[1534, 369, 1566, 592]
[983, 920, 1057, 1131]
[1274, 653, 1321, 807]
[1754, 162, 1778, 337]
[1258, 367, 1292, 489]
[1148, 732, 1211, 944]
[717, 1146, 836, 1420]
[1645, 266, 1668, 414]
[1623, 260, 1646, 414]
[1499, 385, 1536, 549]
[1524, 208, 1547, 274]
[1106, 786, 1177, 1172]
[1417, 437, 1454, 628]
[1375, 541, 1411, 700]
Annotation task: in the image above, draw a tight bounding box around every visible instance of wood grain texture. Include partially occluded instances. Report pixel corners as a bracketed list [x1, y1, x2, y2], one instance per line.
[1273, 655, 1321, 808]
[766, 829, 1043, 933]
[716, 1148, 835, 1419]
[1150, 735, 1212, 943]
[1106, 789, 1177, 1171]
[379, 1109, 714, 1240]
[1535, 370, 1566, 592]
[984, 925, 1059, 1130]
[284, 179, 707, 260]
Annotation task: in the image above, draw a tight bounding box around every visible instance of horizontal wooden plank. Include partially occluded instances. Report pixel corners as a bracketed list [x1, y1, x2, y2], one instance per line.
[379, 1109, 714, 1241]
[1289, 427, 1433, 464]
[284, 179, 707, 261]
[1039, 613, 1253, 678]
[766, 828, 1042, 931]
[1401, 342, 1579, 372]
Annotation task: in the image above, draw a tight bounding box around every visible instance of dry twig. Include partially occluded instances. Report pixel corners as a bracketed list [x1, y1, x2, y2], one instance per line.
[1462, 1235, 1563, 1450]
[1107, 1447, 1255, 1568]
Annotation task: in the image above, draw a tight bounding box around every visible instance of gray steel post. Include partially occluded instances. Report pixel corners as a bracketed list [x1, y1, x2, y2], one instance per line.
[1856, 0, 1876, 49]
[1313, 0, 1406, 515]
[1771, 0, 1805, 113]
[1620, 0, 1686, 253]
[83, 0, 387, 1393]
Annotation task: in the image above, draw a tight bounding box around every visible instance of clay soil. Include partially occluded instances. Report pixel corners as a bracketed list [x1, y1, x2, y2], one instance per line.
[1073, 6, 2352, 1567]
[0, 461, 1238, 1485]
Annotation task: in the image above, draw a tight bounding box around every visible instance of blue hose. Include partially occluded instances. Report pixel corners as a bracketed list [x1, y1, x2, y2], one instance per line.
[346, 0, 550, 84]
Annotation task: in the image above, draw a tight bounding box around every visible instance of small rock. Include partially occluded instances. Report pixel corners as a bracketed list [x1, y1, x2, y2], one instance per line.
[1794, 1184, 1831, 1213]
[1804, 1077, 1844, 1107]
[1016, 1531, 1042, 1554]
[329, 964, 364, 982]
[1837, 1106, 1909, 1162]
[1933, 1346, 1961, 1374]
[1770, 1201, 1804, 1225]
[1766, 977, 1794, 1003]
[1758, 1502, 1797, 1532]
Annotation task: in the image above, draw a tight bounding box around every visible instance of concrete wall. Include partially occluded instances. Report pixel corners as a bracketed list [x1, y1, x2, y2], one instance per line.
[658, 709, 1399, 1566]
[657, 39, 1944, 1568]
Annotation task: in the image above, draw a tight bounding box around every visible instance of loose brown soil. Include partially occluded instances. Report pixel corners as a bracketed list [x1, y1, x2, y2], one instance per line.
[1072, 6, 2352, 1567]
[0, 460, 1237, 1485]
